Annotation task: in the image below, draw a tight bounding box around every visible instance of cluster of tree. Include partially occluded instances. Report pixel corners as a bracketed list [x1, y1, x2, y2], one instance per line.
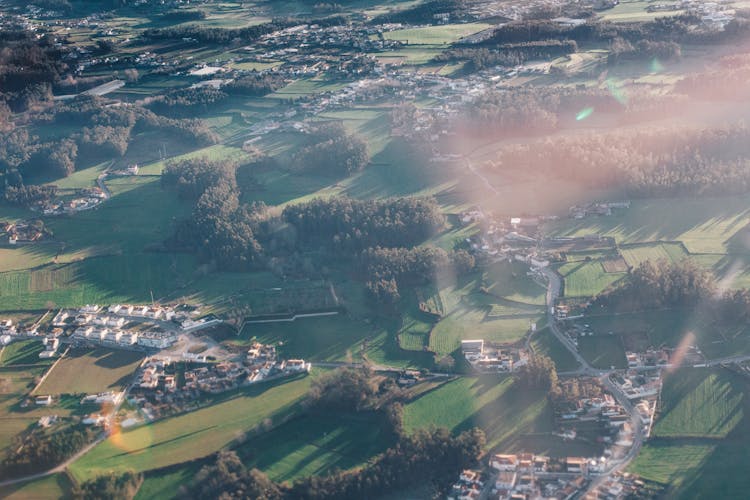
[3, 185, 57, 207]
[72, 472, 143, 500]
[224, 73, 287, 97]
[0, 31, 67, 111]
[591, 260, 715, 312]
[374, 0, 466, 24]
[306, 367, 381, 412]
[435, 40, 577, 72]
[291, 123, 369, 176]
[282, 196, 445, 253]
[22, 139, 78, 177]
[147, 87, 228, 118]
[1, 425, 96, 478]
[607, 38, 681, 65]
[551, 378, 603, 404]
[514, 353, 559, 392]
[163, 157, 266, 271]
[358, 246, 475, 305]
[483, 123, 750, 196]
[188, 427, 485, 500]
[675, 53, 750, 101]
[0, 97, 218, 200]
[591, 259, 750, 326]
[161, 9, 206, 22]
[141, 19, 297, 45]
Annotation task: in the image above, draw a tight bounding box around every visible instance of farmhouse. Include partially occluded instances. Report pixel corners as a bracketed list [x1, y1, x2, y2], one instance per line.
[35, 395, 53, 406]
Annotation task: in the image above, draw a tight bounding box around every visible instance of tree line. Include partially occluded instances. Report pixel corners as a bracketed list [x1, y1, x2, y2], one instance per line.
[291, 123, 369, 176]
[483, 123, 750, 197]
[435, 40, 578, 73]
[186, 366, 485, 499]
[591, 259, 750, 326]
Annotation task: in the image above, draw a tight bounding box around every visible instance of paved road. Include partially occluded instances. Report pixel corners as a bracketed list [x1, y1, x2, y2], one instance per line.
[539, 267, 644, 491]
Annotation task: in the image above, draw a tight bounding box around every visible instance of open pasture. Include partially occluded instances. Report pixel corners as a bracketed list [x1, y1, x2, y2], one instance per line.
[546, 196, 750, 255]
[35, 348, 144, 395]
[381, 23, 493, 45]
[403, 376, 601, 457]
[558, 260, 625, 297]
[629, 368, 750, 498]
[237, 413, 393, 483]
[69, 373, 313, 481]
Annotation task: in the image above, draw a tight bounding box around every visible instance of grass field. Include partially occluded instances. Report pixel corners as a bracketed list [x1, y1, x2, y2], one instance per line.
[236, 413, 393, 483]
[69, 373, 313, 481]
[0, 253, 198, 311]
[0, 472, 73, 499]
[34, 348, 144, 395]
[530, 327, 580, 372]
[558, 261, 626, 297]
[546, 196, 750, 255]
[237, 315, 370, 363]
[578, 334, 627, 369]
[620, 242, 689, 268]
[629, 368, 750, 498]
[1, 340, 49, 366]
[381, 23, 492, 45]
[403, 376, 601, 457]
[654, 369, 744, 439]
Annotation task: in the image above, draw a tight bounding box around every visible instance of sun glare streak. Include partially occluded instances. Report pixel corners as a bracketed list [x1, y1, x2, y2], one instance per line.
[606, 78, 629, 105]
[668, 331, 696, 373]
[576, 107, 594, 121]
[650, 57, 664, 74]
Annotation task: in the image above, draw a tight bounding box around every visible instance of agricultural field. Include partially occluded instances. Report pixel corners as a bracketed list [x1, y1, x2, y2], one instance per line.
[69, 373, 314, 481]
[381, 23, 493, 45]
[577, 334, 627, 369]
[546, 196, 750, 255]
[619, 242, 689, 268]
[653, 369, 744, 439]
[236, 315, 371, 363]
[557, 260, 626, 298]
[236, 413, 394, 483]
[577, 309, 750, 360]
[34, 348, 144, 395]
[0, 340, 49, 366]
[0, 472, 73, 499]
[629, 368, 750, 498]
[530, 327, 580, 372]
[403, 376, 601, 457]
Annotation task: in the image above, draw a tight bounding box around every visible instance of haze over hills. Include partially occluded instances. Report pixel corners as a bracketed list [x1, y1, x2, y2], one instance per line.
[2, 0, 750, 498]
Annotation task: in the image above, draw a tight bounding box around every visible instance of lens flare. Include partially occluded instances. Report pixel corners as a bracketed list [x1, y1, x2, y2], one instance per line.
[650, 58, 664, 74]
[667, 331, 696, 373]
[606, 78, 629, 105]
[576, 107, 594, 121]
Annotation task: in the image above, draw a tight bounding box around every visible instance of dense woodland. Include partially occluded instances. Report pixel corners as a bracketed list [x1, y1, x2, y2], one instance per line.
[291, 123, 369, 176]
[282, 196, 445, 252]
[0, 97, 217, 205]
[435, 40, 578, 73]
[187, 427, 484, 500]
[72, 472, 143, 500]
[592, 260, 750, 326]
[1, 425, 97, 479]
[483, 123, 750, 196]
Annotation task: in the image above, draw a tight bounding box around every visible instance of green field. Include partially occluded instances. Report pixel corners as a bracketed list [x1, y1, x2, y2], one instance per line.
[530, 327, 580, 372]
[69, 373, 314, 481]
[546, 196, 750, 255]
[558, 260, 626, 297]
[403, 376, 601, 457]
[620, 242, 689, 268]
[578, 334, 627, 369]
[0, 340, 49, 366]
[34, 348, 144, 395]
[654, 369, 744, 439]
[236, 413, 393, 483]
[238, 314, 371, 363]
[629, 368, 750, 498]
[0, 254, 199, 311]
[0, 472, 73, 499]
[381, 23, 492, 45]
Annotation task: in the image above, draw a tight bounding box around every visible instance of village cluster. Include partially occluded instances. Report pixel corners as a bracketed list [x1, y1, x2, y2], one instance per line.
[450, 455, 650, 499]
[129, 344, 310, 421]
